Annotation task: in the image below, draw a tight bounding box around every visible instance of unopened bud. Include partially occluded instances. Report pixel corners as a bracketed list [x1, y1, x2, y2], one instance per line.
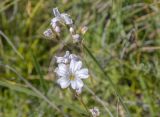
[76, 88, 82, 95]
[51, 17, 60, 29]
[54, 26, 61, 33]
[51, 22, 57, 29]
[89, 107, 100, 117]
[69, 27, 75, 34]
[72, 34, 81, 42]
[81, 26, 88, 35]
[53, 8, 61, 17]
[43, 28, 53, 37]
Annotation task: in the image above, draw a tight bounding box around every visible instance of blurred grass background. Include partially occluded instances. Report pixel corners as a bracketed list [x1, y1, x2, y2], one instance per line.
[0, 0, 160, 116]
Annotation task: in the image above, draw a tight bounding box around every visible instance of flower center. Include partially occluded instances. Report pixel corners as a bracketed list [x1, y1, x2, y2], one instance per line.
[70, 75, 75, 80]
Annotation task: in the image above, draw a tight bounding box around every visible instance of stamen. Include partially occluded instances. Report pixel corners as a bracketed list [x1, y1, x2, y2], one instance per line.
[70, 75, 75, 80]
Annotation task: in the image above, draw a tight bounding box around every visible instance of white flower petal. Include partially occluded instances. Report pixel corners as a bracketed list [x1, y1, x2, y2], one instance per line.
[51, 17, 59, 23]
[58, 64, 67, 72]
[57, 78, 70, 89]
[69, 54, 79, 61]
[74, 61, 82, 71]
[70, 60, 82, 73]
[55, 51, 70, 64]
[76, 79, 84, 88]
[51, 22, 57, 29]
[55, 57, 68, 64]
[71, 79, 83, 89]
[71, 80, 76, 89]
[64, 51, 70, 58]
[53, 8, 61, 17]
[51, 17, 60, 28]
[55, 56, 64, 63]
[70, 60, 76, 73]
[61, 13, 73, 25]
[75, 68, 89, 79]
[55, 64, 68, 77]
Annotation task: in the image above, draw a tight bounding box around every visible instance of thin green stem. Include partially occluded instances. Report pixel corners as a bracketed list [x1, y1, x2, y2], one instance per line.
[77, 95, 92, 117]
[82, 44, 131, 117]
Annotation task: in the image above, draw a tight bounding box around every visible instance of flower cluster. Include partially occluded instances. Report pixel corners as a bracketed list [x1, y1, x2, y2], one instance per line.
[43, 8, 83, 42]
[54, 51, 89, 94]
[51, 8, 73, 33]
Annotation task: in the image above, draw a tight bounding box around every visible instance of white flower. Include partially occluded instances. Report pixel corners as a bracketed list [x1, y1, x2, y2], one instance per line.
[55, 60, 89, 90]
[89, 107, 100, 117]
[55, 51, 79, 64]
[52, 8, 73, 25]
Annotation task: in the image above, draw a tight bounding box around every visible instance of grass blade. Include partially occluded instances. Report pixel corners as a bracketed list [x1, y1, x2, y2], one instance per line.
[0, 30, 24, 59]
[0, 63, 64, 115]
[0, 80, 38, 97]
[30, 52, 47, 91]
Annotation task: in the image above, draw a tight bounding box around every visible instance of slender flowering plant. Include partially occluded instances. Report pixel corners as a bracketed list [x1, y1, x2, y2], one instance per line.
[43, 8, 89, 94]
[43, 8, 100, 116]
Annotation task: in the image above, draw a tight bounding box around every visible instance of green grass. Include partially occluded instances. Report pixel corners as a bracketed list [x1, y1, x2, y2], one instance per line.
[0, 0, 160, 116]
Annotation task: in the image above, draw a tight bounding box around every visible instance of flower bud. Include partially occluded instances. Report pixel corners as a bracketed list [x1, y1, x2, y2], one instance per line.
[89, 107, 100, 117]
[72, 34, 81, 42]
[81, 26, 88, 35]
[51, 22, 57, 29]
[69, 27, 75, 34]
[51, 17, 60, 28]
[76, 88, 82, 95]
[43, 28, 53, 37]
[53, 8, 61, 17]
[55, 26, 61, 33]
